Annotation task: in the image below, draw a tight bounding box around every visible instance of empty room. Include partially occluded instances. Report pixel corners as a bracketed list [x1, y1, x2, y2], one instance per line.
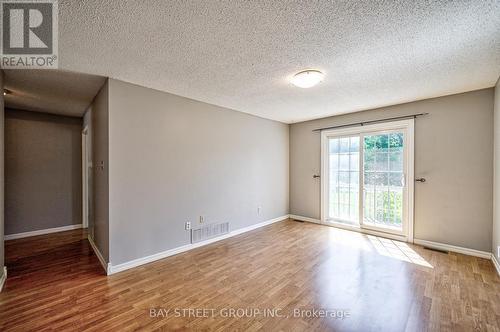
[0, 1, 499, 331]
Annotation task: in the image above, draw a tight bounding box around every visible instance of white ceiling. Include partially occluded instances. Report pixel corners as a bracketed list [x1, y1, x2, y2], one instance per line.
[4, 70, 106, 117]
[55, 1, 500, 122]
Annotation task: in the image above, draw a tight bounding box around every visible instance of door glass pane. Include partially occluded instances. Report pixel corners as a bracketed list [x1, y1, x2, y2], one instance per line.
[328, 136, 359, 224]
[363, 132, 404, 230]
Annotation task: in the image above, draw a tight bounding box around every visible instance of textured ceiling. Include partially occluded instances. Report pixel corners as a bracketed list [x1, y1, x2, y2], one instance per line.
[4, 70, 106, 117]
[55, 1, 500, 123]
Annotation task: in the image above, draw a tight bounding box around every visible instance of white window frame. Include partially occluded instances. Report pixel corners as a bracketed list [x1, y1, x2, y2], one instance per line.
[320, 119, 415, 243]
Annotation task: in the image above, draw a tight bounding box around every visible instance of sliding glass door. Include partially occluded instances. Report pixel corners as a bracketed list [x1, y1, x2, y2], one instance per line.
[321, 120, 414, 240]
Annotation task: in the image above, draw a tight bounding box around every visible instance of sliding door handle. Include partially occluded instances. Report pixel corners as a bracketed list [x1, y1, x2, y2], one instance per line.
[415, 178, 426, 183]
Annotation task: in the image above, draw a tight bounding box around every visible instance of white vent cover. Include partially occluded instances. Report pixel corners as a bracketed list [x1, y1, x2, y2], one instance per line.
[191, 222, 229, 243]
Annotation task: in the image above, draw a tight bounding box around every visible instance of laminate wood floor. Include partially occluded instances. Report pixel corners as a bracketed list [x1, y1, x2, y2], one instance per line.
[1, 219, 499, 331]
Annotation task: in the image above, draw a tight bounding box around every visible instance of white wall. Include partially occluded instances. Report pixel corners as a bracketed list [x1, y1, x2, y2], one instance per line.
[107, 79, 289, 265]
[290, 89, 494, 252]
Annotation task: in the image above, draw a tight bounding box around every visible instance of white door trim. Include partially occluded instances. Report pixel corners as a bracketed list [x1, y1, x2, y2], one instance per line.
[320, 119, 415, 243]
[82, 126, 89, 228]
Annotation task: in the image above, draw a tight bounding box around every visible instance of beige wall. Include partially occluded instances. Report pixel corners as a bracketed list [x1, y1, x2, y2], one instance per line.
[91, 81, 110, 262]
[290, 89, 494, 252]
[4, 110, 83, 234]
[493, 78, 500, 263]
[108, 79, 289, 265]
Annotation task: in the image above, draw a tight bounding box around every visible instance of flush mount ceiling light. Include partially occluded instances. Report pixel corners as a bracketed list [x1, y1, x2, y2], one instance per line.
[290, 70, 324, 88]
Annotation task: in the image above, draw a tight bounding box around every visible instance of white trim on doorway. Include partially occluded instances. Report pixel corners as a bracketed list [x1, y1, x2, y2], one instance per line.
[82, 126, 89, 229]
[4, 224, 83, 240]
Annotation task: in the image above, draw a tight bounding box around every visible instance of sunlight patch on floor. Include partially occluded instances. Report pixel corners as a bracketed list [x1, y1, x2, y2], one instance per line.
[327, 227, 373, 252]
[367, 235, 433, 268]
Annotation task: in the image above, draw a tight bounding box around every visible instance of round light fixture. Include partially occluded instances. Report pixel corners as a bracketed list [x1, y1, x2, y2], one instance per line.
[290, 70, 324, 88]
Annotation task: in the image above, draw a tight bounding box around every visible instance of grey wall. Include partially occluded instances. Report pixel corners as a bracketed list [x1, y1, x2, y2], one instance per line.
[290, 89, 494, 252]
[108, 79, 289, 265]
[493, 78, 500, 263]
[91, 81, 110, 262]
[4, 109, 82, 235]
[0, 71, 4, 277]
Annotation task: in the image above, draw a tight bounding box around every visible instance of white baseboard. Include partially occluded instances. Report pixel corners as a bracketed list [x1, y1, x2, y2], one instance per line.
[0, 266, 7, 292]
[289, 214, 322, 224]
[413, 239, 492, 259]
[87, 236, 111, 275]
[492, 255, 500, 277]
[5, 224, 83, 240]
[290, 214, 493, 261]
[108, 215, 289, 275]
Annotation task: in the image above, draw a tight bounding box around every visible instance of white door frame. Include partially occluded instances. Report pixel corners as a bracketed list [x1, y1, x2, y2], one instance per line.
[320, 119, 415, 243]
[82, 126, 89, 228]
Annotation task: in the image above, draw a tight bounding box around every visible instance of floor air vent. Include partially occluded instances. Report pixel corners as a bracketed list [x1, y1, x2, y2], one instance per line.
[191, 222, 229, 244]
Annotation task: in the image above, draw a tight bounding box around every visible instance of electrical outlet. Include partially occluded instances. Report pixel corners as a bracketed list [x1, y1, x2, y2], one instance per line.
[257, 207, 261, 215]
[185, 222, 191, 230]
[199, 216, 205, 224]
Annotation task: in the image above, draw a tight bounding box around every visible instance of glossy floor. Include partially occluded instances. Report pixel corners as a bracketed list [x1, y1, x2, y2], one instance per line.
[1, 219, 499, 331]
